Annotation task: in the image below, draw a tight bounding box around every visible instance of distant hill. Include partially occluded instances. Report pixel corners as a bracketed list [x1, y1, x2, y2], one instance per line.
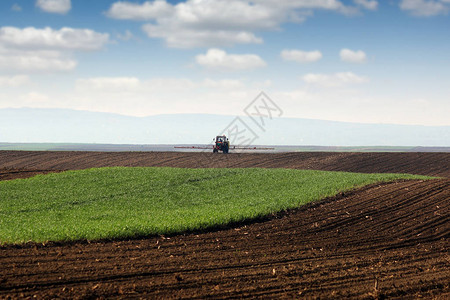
[0, 108, 449, 146]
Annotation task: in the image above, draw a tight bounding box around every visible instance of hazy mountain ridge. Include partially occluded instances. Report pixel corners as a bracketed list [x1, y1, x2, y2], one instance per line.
[1, 108, 449, 146]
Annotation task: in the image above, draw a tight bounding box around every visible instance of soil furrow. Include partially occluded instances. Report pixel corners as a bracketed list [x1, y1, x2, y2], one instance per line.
[0, 151, 448, 298]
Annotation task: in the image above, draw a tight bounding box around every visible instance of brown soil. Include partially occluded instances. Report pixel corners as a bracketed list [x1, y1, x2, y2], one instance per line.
[0, 151, 449, 179]
[0, 151, 449, 299]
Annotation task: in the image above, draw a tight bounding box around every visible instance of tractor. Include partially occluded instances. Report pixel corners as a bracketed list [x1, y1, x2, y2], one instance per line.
[213, 135, 230, 153]
[174, 136, 274, 152]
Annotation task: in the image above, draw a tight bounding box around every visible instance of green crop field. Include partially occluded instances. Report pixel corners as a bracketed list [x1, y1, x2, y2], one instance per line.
[0, 167, 432, 244]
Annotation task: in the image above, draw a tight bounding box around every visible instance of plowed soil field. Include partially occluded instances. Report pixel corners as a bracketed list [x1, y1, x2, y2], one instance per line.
[0, 151, 449, 299]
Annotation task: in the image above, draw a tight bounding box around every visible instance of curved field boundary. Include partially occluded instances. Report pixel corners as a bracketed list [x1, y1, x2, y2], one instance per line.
[0, 151, 449, 179]
[0, 168, 429, 244]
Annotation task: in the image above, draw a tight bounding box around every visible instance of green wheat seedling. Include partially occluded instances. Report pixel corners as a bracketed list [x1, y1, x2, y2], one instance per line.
[0, 167, 432, 244]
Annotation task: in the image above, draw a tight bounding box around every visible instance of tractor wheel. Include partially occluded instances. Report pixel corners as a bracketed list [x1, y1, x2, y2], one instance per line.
[213, 148, 218, 153]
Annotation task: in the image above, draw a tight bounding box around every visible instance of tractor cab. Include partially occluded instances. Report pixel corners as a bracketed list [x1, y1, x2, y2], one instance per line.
[216, 136, 226, 143]
[213, 135, 230, 153]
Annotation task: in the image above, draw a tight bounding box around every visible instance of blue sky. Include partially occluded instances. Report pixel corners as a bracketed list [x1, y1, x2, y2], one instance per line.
[0, 0, 449, 125]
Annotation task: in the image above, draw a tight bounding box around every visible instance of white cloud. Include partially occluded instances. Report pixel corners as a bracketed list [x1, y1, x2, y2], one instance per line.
[36, 0, 71, 14]
[0, 27, 109, 51]
[0, 50, 77, 72]
[0, 75, 30, 87]
[281, 49, 322, 63]
[106, 0, 173, 20]
[70, 76, 265, 117]
[302, 72, 369, 87]
[2, 75, 448, 127]
[108, 0, 281, 27]
[140, 0, 271, 48]
[0, 26, 109, 72]
[11, 4, 22, 12]
[353, 0, 378, 10]
[399, 0, 449, 16]
[143, 25, 263, 48]
[195, 48, 266, 71]
[340, 48, 367, 63]
[254, 0, 358, 15]
[107, 0, 362, 48]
